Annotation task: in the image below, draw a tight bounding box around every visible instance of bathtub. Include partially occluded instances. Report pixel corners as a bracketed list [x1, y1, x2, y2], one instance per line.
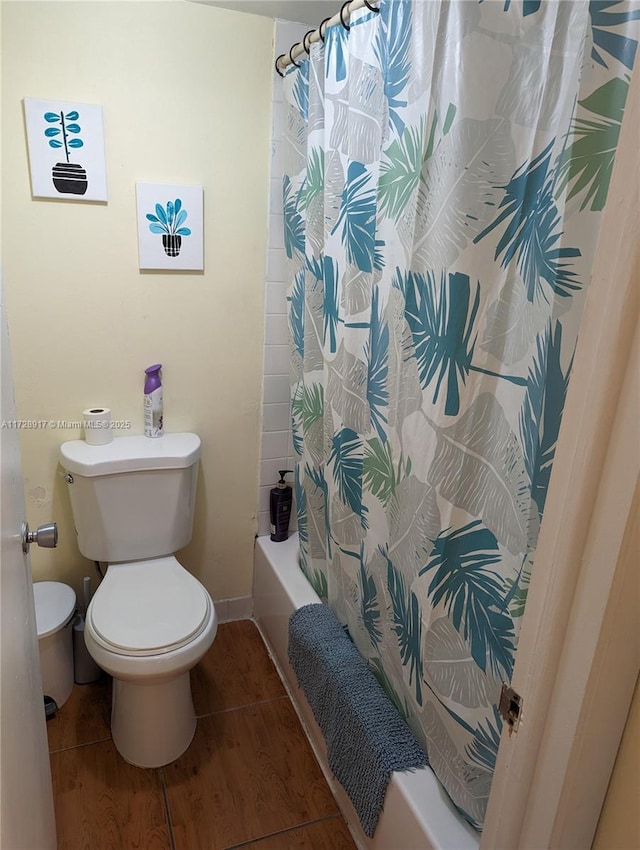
[253, 533, 480, 850]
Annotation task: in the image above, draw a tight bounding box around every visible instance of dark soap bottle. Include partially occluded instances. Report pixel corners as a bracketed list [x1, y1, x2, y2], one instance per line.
[270, 469, 293, 542]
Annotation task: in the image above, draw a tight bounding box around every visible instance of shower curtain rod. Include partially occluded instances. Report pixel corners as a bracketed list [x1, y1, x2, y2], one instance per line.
[275, 0, 379, 76]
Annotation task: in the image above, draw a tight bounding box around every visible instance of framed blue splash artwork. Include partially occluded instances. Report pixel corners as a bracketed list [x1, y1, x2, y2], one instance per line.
[136, 183, 204, 271]
[23, 97, 107, 201]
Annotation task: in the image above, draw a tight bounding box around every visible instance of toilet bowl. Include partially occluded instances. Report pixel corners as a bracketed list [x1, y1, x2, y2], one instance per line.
[84, 556, 217, 767]
[60, 432, 217, 768]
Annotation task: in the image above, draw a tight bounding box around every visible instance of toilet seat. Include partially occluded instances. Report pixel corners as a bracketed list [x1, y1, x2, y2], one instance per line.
[87, 556, 211, 657]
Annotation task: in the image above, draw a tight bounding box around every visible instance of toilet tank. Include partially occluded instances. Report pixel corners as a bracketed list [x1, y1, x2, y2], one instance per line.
[60, 433, 201, 563]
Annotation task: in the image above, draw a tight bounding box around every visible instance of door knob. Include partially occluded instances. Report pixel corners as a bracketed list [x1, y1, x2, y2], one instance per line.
[21, 522, 58, 554]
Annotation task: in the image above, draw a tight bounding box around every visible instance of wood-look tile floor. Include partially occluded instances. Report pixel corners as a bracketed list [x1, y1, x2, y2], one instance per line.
[49, 619, 357, 850]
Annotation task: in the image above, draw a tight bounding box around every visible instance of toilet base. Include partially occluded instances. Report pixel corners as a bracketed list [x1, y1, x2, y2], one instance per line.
[111, 671, 196, 768]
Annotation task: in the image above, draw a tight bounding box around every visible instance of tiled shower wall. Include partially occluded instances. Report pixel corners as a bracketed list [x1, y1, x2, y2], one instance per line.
[258, 19, 307, 537]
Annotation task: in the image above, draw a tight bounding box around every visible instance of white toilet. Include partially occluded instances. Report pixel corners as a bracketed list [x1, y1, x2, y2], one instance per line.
[59, 433, 217, 768]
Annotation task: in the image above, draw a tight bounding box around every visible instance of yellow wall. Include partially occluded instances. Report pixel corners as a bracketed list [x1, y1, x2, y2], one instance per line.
[1, 1, 273, 601]
[593, 675, 640, 850]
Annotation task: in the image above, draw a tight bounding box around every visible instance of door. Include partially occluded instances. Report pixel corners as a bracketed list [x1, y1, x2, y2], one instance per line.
[481, 60, 639, 850]
[0, 282, 56, 849]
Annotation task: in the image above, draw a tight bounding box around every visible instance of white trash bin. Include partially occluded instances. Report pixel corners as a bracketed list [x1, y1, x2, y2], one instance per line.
[33, 582, 76, 709]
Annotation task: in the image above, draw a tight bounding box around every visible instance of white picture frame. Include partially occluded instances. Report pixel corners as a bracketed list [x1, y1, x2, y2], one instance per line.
[136, 183, 204, 271]
[23, 97, 107, 202]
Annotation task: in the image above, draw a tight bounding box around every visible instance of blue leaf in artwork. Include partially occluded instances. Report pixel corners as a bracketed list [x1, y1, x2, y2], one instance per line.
[146, 213, 160, 223]
[155, 203, 168, 226]
[48, 139, 63, 148]
[44, 112, 61, 123]
[68, 138, 83, 149]
[44, 127, 61, 137]
[65, 123, 81, 133]
[176, 227, 191, 236]
[65, 111, 80, 121]
[167, 201, 175, 227]
[175, 209, 188, 229]
[174, 198, 182, 216]
[149, 223, 166, 234]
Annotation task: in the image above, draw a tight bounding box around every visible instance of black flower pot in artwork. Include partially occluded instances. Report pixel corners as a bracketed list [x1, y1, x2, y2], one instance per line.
[51, 162, 88, 195]
[162, 234, 182, 257]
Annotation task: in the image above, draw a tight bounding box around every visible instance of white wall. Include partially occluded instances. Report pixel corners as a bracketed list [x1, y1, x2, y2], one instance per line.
[257, 19, 307, 537]
[1, 1, 274, 604]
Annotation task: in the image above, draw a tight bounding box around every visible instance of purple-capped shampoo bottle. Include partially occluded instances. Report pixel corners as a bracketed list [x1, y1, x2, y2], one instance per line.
[144, 364, 163, 438]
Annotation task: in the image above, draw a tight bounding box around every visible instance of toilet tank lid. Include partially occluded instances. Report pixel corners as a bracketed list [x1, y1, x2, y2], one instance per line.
[60, 433, 201, 477]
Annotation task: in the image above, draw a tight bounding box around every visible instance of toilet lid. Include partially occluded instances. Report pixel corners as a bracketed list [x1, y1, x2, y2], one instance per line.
[33, 582, 76, 638]
[88, 557, 210, 655]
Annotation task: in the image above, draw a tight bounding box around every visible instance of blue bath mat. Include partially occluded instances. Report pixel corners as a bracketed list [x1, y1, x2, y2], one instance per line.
[288, 603, 428, 837]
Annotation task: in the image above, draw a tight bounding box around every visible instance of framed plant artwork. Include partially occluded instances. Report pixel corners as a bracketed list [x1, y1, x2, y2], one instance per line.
[23, 97, 107, 201]
[136, 183, 204, 271]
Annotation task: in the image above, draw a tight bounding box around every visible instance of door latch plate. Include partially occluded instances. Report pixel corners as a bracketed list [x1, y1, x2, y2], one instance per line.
[499, 683, 523, 733]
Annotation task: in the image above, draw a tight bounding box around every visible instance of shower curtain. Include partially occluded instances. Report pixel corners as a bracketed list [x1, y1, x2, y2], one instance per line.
[282, 0, 638, 830]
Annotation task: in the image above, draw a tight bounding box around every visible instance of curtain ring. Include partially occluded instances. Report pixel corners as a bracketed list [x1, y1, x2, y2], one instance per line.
[363, 0, 380, 11]
[289, 45, 302, 67]
[318, 17, 330, 42]
[340, 0, 352, 30]
[303, 30, 314, 54]
[275, 53, 287, 77]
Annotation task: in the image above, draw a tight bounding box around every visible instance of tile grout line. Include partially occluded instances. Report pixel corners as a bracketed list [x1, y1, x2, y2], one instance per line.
[48, 693, 289, 753]
[220, 813, 345, 850]
[158, 768, 177, 850]
[48, 735, 112, 755]
[195, 693, 289, 720]
[46, 623, 354, 849]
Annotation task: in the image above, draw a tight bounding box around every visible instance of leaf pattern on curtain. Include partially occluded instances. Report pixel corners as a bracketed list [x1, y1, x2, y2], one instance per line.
[588, 0, 640, 69]
[333, 162, 385, 272]
[421, 521, 515, 679]
[283, 0, 638, 831]
[412, 118, 517, 271]
[556, 76, 630, 211]
[424, 617, 500, 709]
[358, 553, 383, 649]
[474, 141, 582, 302]
[428, 393, 531, 556]
[386, 552, 424, 705]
